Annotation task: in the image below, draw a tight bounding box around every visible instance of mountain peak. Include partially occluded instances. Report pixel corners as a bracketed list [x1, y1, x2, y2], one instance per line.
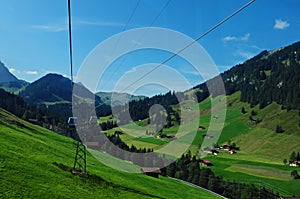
[0, 61, 20, 83]
[44, 73, 64, 78]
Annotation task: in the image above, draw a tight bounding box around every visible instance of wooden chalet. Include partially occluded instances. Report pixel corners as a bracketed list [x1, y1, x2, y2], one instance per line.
[141, 167, 161, 178]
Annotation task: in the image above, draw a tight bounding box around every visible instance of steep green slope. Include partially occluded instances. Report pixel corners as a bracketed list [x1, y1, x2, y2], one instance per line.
[0, 108, 219, 199]
[203, 92, 300, 196]
[225, 91, 300, 158]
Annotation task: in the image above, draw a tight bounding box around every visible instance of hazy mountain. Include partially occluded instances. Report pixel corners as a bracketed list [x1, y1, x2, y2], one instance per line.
[96, 91, 146, 106]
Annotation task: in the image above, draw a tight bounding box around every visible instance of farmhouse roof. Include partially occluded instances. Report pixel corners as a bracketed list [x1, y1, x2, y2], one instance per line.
[141, 167, 161, 174]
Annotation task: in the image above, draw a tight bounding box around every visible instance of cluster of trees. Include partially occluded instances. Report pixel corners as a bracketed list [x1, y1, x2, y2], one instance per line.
[162, 152, 280, 199]
[99, 120, 117, 131]
[128, 91, 179, 122]
[111, 91, 183, 125]
[0, 88, 67, 133]
[224, 42, 300, 110]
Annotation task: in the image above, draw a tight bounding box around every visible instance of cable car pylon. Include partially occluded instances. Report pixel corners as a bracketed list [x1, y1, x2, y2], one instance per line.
[68, 117, 87, 173]
[67, 0, 87, 174]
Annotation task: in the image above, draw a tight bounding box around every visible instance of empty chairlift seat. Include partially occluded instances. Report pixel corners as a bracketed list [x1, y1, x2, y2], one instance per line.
[68, 117, 78, 127]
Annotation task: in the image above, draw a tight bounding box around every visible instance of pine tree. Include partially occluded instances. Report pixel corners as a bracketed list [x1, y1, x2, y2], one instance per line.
[290, 151, 297, 162]
[291, 170, 299, 179]
[241, 107, 247, 114]
[251, 110, 257, 116]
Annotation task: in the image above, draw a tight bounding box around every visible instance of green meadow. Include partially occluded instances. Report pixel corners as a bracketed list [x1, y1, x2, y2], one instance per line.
[0, 108, 220, 199]
[101, 91, 300, 196]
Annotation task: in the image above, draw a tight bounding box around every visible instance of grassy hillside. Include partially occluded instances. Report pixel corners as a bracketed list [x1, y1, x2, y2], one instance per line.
[100, 91, 300, 159]
[202, 92, 300, 196]
[100, 91, 300, 196]
[0, 108, 220, 199]
[102, 91, 300, 157]
[225, 92, 300, 158]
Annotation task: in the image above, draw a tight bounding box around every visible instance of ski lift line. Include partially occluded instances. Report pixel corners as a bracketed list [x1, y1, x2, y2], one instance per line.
[101, 0, 172, 90]
[148, 0, 172, 27]
[67, 0, 74, 84]
[100, 0, 143, 90]
[120, 0, 255, 93]
[122, 0, 141, 32]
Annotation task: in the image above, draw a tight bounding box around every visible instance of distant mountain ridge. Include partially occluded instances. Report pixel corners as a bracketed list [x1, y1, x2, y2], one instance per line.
[19, 73, 101, 104]
[96, 91, 146, 106]
[18, 73, 111, 117]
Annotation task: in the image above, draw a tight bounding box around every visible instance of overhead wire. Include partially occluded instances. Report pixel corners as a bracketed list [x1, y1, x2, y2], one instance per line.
[122, 0, 141, 32]
[120, 0, 255, 93]
[101, 0, 172, 90]
[100, 0, 142, 90]
[149, 0, 172, 26]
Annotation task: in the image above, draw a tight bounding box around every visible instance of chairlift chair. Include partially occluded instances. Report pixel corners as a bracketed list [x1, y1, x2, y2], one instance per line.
[89, 116, 98, 125]
[68, 117, 78, 128]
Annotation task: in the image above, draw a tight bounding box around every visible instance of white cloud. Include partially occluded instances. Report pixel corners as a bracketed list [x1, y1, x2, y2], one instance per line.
[76, 20, 124, 27]
[25, 71, 38, 75]
[31, 25, 67, 32]
[274, 19, 290, 30]
[32, 19, 125, 33]
[222, 33, 250, 43]
[9, 68, 20, 74]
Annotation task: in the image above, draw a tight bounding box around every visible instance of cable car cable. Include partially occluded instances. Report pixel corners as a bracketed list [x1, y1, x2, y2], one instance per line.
[101, 0, 172, 90]
[120, 0, 255, 93]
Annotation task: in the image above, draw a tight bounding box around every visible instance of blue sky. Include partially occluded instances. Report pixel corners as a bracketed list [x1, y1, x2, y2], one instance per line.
[0, 0, 299, 96]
